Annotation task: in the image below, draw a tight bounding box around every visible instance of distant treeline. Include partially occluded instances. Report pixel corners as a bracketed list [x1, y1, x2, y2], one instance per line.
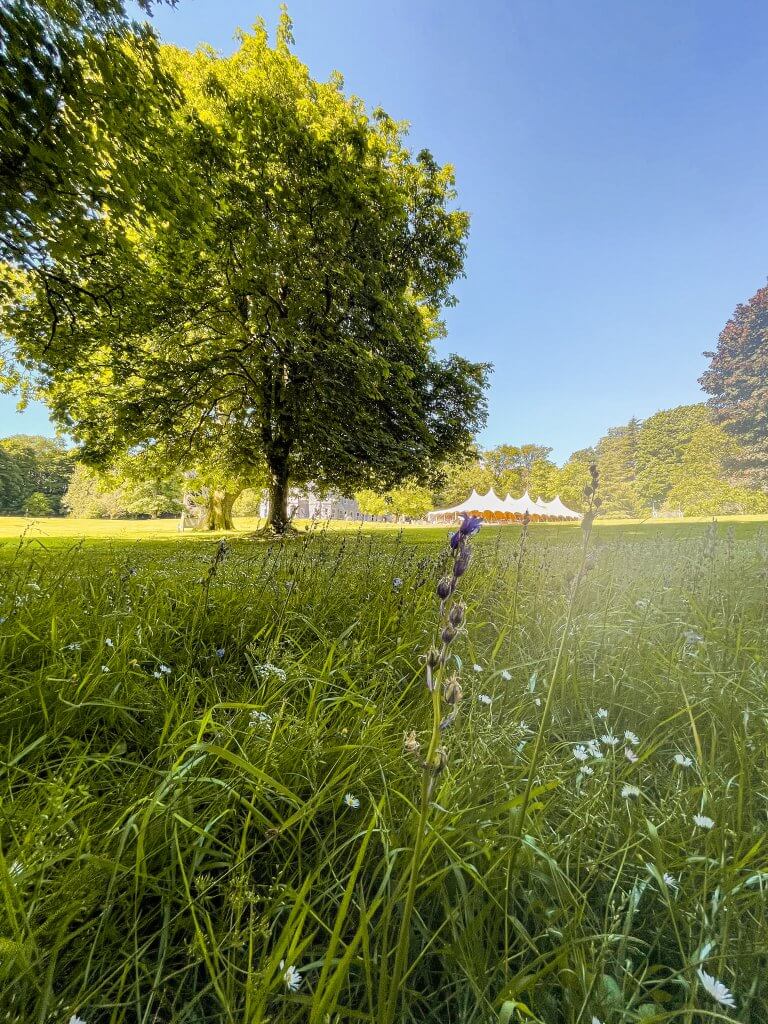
[1, 399, 766, 519]
[436, 402, 768, 518]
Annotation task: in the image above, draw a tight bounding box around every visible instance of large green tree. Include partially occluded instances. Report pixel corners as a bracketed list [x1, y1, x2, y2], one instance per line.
[699, 282, 768, 488]
[3, 16, 488, 532]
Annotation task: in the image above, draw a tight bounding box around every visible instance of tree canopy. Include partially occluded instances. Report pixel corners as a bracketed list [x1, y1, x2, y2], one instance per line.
[0, 0, 177, 301]
[700, 281, 768, 488]
[2, 15, 489, 531]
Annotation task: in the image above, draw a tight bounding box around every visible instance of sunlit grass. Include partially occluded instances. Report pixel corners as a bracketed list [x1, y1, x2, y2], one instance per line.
[0, 520, 766, 1022]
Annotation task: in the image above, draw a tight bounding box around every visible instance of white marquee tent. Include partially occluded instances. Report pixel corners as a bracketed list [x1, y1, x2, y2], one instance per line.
[427, 488, 581, 523]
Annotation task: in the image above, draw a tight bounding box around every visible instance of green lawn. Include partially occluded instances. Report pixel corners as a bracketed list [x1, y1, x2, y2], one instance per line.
[1, 518, 766, 1021]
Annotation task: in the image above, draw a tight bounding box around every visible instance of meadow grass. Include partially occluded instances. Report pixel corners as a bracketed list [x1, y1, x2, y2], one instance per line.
[1, 519, 767, 1022]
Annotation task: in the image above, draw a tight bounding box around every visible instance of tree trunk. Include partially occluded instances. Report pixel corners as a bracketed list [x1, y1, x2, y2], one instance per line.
[201, 488, 239, 531]
[266, 453, 291, 533]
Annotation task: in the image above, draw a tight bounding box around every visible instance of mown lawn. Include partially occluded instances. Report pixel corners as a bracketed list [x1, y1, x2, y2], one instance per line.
[1, 518, 766, 1022]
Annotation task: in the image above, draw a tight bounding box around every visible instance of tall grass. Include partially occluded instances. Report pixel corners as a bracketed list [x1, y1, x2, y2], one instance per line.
[0, 521, 766, 1022]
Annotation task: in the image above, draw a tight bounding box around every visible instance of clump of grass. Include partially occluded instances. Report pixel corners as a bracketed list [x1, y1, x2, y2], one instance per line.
[0, 519, 766, 1022]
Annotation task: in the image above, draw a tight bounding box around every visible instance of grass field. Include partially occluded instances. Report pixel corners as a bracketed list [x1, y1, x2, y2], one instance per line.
[1, 517, 767, 1022]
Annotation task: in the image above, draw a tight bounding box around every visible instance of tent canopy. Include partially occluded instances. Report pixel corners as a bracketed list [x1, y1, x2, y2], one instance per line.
[428, 488, 582, 521]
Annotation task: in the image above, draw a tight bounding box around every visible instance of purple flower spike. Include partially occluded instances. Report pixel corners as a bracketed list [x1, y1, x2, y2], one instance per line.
[459, 513, 483, 537]
[449, 529, 462, 550]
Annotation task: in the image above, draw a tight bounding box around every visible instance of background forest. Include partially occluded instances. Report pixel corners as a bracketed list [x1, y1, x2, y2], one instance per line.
[2, 399, 766, 520]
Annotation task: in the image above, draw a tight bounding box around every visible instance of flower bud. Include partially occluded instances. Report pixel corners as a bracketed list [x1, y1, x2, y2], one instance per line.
[439, 711, 458, 731]
[443, 677, 463, 704]
[425, 647, 441, 669]
[424, 746, 449, 775]
[448, 602, 465, 627]
[403, 730, 420, 757]
[453, 546, 472, 578]
[436, 577, 452, 600]
[441, 625, 457, 645]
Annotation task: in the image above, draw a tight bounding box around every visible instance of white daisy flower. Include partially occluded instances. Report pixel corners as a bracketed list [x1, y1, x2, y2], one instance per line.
[279, 960, 302, 992]
[662, 872, 679, 891]
[624, 730, 639, 745]
[343, 793, 360, 809]
[477, 693, 492, 705]
[587, 739, 603, 759]
[601, 733, 619, 747]
[693, 814, 715, 829]
[596, 708, 609, 719]
[580, 765, 594, 776]
[473, 664, 483, 673]
[101, 665, 109, 673]
[674, 753, 693, 767]
[158, 664, 172, 675]
[624, 747, 638, 763]
[621, 784, 641, 799]
[501, 670, 511, 681]
[697, 967, 736, 1009]
[573, 745, 589, 762]
[105, 638, 114, 648]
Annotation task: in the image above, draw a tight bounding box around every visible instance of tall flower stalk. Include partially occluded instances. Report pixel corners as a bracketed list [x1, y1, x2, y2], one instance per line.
[383, 513, 482, 1024]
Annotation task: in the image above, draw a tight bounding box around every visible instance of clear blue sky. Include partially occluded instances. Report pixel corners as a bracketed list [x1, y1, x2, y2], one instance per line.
[2, 0, 767, 463]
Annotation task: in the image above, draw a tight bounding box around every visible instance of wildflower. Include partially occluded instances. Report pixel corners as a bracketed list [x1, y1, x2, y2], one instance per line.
[624, 730, 639, 745]
[625, 747, 638, 763]
[158, 664, 172, 675]
[592, 1017, 603, 1024]
[601, 733, 619, 747]
[621, 784, 641, 799]
[153, 671, 162, 678]
[280, 960, 302, 992]
[674, 753, 693, 768]
[534, 697, 541, 707]
[501, 669, 511, 681]
[69, 1017, 87, 1024]
[573, 745, 589, 762]
[662, 872, 679, 891]
[473, 663, 483, 673]
[477, 693, 492, 705]
[580, 765, 594, 776]
[518, 720, 530, 732]
[436, 577, 453, 600]
[697, 968, 736, 1009]
[105, 638, 114, 648]
[65, 642, 81, 650]
[587, 739, 603, 758]
[215, 647, 225, 659]
[392, 577, 403, 590]
[249, 710, 273, 729]
[596, 708, 608, 719]
[343, 793, 360, 809]
[101, 665, 109, 673]
[693, 814, 715, 830]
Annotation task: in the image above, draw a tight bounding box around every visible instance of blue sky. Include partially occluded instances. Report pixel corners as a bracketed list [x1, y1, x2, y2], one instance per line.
[2, 0, 767, 463]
